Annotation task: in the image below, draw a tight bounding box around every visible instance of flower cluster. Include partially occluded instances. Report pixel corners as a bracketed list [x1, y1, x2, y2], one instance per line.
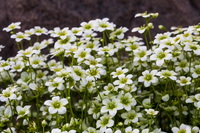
[0, 12, 200, 133]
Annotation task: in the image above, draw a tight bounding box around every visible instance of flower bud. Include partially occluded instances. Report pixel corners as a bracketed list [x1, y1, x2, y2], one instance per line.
[162, 94, 169, 102]
[158, 25, 167, 31]
[148, 23, 154, 29]
[153, 13, 159, 18]
[42, 120, 47, 127]
[117, 122, 123, 127]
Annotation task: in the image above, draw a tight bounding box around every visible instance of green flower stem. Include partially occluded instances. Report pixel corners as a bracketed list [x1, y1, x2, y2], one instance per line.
[116, 52, 120, 65]
[36, 94, 40, 131]
[25, 117, 31, 125]
[56, 112, 59, 128]
[43, 126, 45, 133]
[8, 126, 13, 133]
[28, 58, 33, 82]
[105, 31, 114, 44]
[95, 78, 103, 101]
[16, 42, 21, 50]
[71, 53, 74, 67]
[144, 33, 149, 50]
[111, 56, 115, 66]
[20, 41, 23, 50]
[131, 51, 134, 63]
[103, 31, 107, 46]
[0, 73, 7, 87]
[68, 87, 75, 120]
[106, 55, 112, 83]
[132, 96, 145, 108]
[163, 108, 174, 127]
[29, 40, 32, 46]
[85, 89, 88, 123]
[36, 36, 39, 42]
[81, 88, 87, 131]
[8, 99, 14, 124]
[6, 70, 14, 85]
[164, 80, 168, 94]
[184, 86, 188, 97]
[149, 116, 153, 132]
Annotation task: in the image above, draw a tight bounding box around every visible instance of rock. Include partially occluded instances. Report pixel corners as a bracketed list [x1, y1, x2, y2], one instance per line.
[0, 0, 199, 59]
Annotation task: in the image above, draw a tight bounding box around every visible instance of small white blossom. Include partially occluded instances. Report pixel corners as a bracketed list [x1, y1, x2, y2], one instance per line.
[44, 96, 68, 114]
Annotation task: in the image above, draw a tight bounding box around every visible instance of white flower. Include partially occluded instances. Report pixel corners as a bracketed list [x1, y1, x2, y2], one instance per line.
[142, 129, 149, 133]
[54, 27, 72, 39]
[175, 59, 189, 72]
[71, 27, 83, 36]
[88, 101, 101, 119]
[150, 48, 172, 66]
[172, 124, 191, 133]
[135, 12, 158, 18]
[40, 105, 49, 116]
[162, 94, 169, 102]
[111, 67, 129, 78]
[103, 83, 118, 95]
[110, 27, 128, 39]
[93, 18, 115, 32]
[11, 32, 30, 42]
[62, 130, 76, 133]
[0, 60, 11, 71]
[29, 55, 46, 68]
[154, 32, 171, 44]
[184, 42, 200, 55]
[51, 128, 61, 133]
[118, 92, 137, 111]
[35, 70, 48, 82]
[191, 126, 199, 133]
[125, 41, 143, 52]
[138, 70, 158, 87]
[83, 40, 100, 51]
[0, 45, 5, 52]
[1, 127, 16, 133]
[159, 38, 176, 50]
[176, 76, 191, 86]
[80, 21, 95, 32]
[45, 77, 65, 92]
[145, 109, 159, 116]
[113, 74, 133, 88]
[132, 26, 146, 34]
[0, 87, 17, 102]
[84, 56, 103, 68]
[0, 106, 12, 121]
[150, 128, 167, 133]
[32, 26, 48, 36]
[156, 70, 177, 80]
[134, 46, 151, 62]
[16, 105, 31, 119]
[70, 66, 86, 81]
[17, 47, 34, 57]
[54, 33, 76, 49]
[17, 72, 35, 84]
[191, 65, 200, 78]
[96, 114, 114, 132]
[44, 96, 68, 114]
[101, 98, 123, 116]
[81, 30, 97, 40]
[10, 60, 25, 72]
[98, 44, 117, 56]
[24, 29, 35, 36]
[121, 110, 142, 125]
[74, 48, 91, 63]
[86, 66, 106, 81]
[3, 22, 21, 32]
